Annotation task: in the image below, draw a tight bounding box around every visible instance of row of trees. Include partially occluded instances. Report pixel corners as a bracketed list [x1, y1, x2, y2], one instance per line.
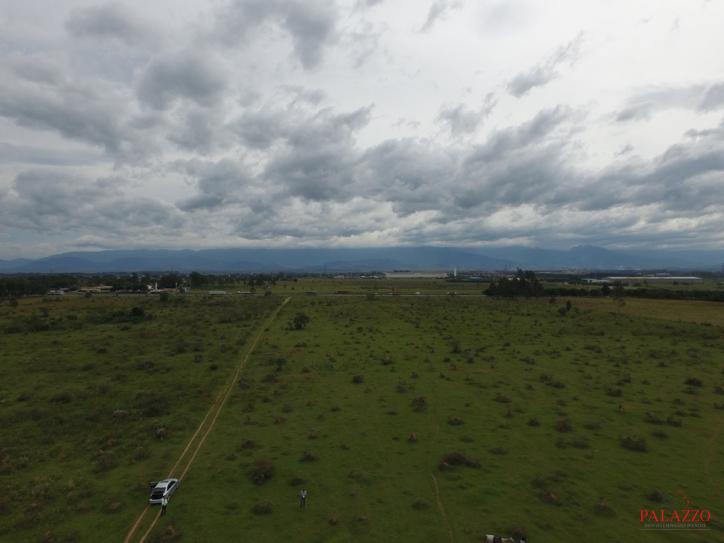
[0, 271, 299, 297]
[485, 269, 545, 297]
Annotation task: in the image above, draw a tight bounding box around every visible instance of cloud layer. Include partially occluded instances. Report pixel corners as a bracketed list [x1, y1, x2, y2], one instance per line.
[0, 0, 723, 258]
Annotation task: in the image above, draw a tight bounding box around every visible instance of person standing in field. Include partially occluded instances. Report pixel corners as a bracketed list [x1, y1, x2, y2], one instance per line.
[299, 489, 308, 509]
[161, 496, 168, 516]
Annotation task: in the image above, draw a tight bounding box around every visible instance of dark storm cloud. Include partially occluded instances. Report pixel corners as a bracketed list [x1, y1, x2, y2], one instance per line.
[357, 138, 456, 215]
[698, 83, 724, 112]
[507, 33, 583, 97]
[616, 82, 724, 122]
[168, 106, 233, 154]
[420, 0, 461, 32]
[137, 50, 227, 110]
[355, 0, 385, 8]
[437, 104, 482, 136]
[0, 169, 183, 234]
[262, 105, 372, 201]
[564, 122, 724, 215]
[437, 94, 496, 137]
[65, 2, 152, 45]
[0, 142, 103, 166]
[0, 70, 157, 162]
[215, 0, 338, 69]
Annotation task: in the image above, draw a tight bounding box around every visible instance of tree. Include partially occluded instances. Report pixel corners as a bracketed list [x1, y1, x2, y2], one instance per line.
[611, 282, 626, 304]
[189, 272, 205, 289]
[291, 312, 310, 330]
[485, 269, 544, 298]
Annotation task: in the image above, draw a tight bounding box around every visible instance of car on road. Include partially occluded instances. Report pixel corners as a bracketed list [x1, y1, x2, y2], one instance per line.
[149, 479, 179, 504]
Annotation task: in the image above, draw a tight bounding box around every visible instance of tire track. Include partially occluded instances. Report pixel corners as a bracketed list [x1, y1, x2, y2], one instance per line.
[123, 296, 291, 543]
[431, 473, 454, 543]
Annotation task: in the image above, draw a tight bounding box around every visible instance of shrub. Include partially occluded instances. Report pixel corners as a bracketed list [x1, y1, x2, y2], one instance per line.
[247, 460, 275, 485]
[410, 396, 427, 412]
[50, 391, 73, 404]
[438, 452, 479, 470]
[300, 451, 318, 462]
[554, 419, 573, 432]
[411, 499, 429, 510]
[93, 450, 118, 472]
[606, 387, 623, 397]
[352, 374, 364, 384]
[593, 499, 615, 517]
[666, 416, 683, 427]
[539, 490, 562, 506]
[620, 435, 648, 452]
[684, 377, 703, 387]
[251, 501, 273, 515]
[646, 489, 665, 503]
[527, 418, 540, 427]
[447, 417, 464, 426]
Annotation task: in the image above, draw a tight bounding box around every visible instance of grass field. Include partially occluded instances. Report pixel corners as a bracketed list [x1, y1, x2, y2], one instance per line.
[1, 285, 723, 542]
[0, 294, 278, 542]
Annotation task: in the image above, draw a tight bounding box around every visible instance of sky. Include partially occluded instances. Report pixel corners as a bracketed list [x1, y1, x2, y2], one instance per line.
[0, 0, 723, 259]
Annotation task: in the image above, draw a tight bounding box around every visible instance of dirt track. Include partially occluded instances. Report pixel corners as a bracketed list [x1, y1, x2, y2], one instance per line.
[122, 296, 291, 543]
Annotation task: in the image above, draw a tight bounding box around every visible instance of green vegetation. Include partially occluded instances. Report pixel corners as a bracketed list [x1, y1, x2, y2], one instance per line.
[0, 294, 277, 542]
[1, 281, 723, 542]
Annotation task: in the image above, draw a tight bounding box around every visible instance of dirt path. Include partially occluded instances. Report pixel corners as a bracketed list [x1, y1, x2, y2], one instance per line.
[431, 473, 455, 543]
[123, 296, 291, 543]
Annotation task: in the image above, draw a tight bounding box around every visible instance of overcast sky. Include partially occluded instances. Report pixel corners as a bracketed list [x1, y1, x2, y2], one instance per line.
[1, 0, 723, 258]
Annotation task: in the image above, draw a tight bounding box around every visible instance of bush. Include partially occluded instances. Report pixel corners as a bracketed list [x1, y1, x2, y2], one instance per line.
[351, 375, 364, 384]
[554, 419, 573, 432]
[290, 313, 310, 330]
[593, 499, 615, 517]
[93, 450, 118, 472]
[438, 452, 479, 470]
[620, 435, 648, 452]
[251, 501, 273, 515]
[646, 489, 665, 503]
[606, 387, 623, 397]
[247, 460, 275, 485]
[684, 377, 703, 387]
[300, 451, 318, 462]
[410, 396, 427, 412]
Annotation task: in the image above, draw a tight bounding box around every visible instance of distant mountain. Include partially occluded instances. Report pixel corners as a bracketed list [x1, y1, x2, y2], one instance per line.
[0, 247, 511, 273]
[0, 258, 31, 271]
[475, 245, 723, 270]
[0, 246, 721, 273]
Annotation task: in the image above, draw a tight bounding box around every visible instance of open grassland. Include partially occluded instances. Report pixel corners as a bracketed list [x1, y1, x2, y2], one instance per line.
[147, 295, 724, 543]
[210, 277, 490, 296]
[1, 289, 723, 543]
[569, 297, 724, 328]
[0, 294, 277, 542]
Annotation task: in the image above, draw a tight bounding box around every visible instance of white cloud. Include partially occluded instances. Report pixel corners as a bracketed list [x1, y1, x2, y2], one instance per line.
[0, 0, 722, 257]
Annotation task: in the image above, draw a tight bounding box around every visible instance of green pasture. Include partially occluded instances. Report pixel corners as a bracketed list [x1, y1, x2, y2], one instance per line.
[0, 290, 722, 542]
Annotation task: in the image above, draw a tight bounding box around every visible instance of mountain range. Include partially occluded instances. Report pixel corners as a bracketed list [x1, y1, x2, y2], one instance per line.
[0, 246, 722, 273]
